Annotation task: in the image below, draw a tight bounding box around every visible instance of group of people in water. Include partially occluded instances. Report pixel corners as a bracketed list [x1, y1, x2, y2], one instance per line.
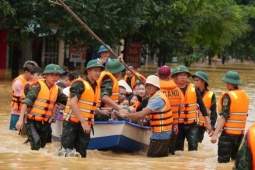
[9, 45, 254, 169]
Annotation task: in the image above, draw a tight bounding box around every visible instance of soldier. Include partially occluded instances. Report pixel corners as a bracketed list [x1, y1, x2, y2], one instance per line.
[233, 124, 255, 170]
[95, 59, 128, 121]
[172, 65, 212, 151]
[192, 71, 217, 143]
[211, 71, 250, 163]
[158, 65, 182, 155]
[97, 45, 111, 66]
[60, 60, 105, 158]
[15, 64, 67, 150]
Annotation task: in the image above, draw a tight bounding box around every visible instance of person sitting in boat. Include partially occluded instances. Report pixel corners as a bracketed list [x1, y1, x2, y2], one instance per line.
[128, 94, 142, 111]
[15, 64, 67, 151]
[97, 45, 111, 67]
[95, 59, 128, 121]
[118, 75, 173, 157]
[123, 64, 146, 90]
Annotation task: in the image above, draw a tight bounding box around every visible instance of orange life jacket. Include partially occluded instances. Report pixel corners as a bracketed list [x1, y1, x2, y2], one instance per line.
[27, 80, 58, 122]
[218, 89, 249, 135]
[123, 72, 146, 88]
[179, 83, 198, 124]
[198, 90, 214, 127]
[11, 75, 28, 110]
[130, 101, 141, 110]
[63, 78, 100, 125]
[160, 79, 182, 125]
[148, 92, 173, 132]
[97, 71, 119, 109]
[247, 124, 255, 169]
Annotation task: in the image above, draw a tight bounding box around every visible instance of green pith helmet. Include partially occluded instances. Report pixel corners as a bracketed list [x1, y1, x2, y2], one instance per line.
[192, 71, 209, 86]
[43, 64, 63, 74]
[97, 45, 110, 54]
[106, 59, 125, 74]
[84, 59, 105, 73]
[222, 71, 242, 85]
[171, 65, 191, 77]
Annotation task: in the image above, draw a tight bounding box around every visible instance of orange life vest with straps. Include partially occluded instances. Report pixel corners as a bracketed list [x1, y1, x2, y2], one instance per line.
[63, 78, 100, 125]
[27, 80, 58, 122]
[97, 71, 119, 109]
[198, 90, 214, 127]
[160, 79, 182, 125]
[218, 89, 249, 135]
[148, 92, 173, 132]
[11, 75, 28, 110]
[179, 83, 198, 125]
[247, 124, 255, 169]
[123, 72, 146, 88]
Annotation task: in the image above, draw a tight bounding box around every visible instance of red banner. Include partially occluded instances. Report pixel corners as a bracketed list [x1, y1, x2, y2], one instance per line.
[125, 42, 142, 68]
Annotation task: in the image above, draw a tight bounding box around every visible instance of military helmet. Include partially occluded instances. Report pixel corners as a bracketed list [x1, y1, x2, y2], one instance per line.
[105, 59, 125, 74]
[43, 64, 63, 74]
[192, 71, 209, 86]
[84, 59, 105, 73]
[171, 65, 191, 77]
[222, 71, 242, 85]
[97, 45, 110, 54]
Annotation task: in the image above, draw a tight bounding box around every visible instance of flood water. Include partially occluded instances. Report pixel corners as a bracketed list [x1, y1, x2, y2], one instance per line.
[0, 62, 254, 170]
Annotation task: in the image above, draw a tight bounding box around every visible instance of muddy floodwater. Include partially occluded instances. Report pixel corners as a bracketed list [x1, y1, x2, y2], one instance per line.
[0, 62, 254, 170]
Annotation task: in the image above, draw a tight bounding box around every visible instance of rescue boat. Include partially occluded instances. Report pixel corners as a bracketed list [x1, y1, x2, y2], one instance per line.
[52, 120, 151, 152]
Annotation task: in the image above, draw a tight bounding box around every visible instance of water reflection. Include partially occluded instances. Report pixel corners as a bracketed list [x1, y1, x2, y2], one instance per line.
[0, 62, 254, 169]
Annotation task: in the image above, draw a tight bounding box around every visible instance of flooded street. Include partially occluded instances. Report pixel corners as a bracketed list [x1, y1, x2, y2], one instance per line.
[0, 62, 254, 170]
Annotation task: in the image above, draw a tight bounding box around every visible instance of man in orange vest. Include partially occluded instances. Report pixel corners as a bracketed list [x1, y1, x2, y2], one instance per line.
[233, 124, 255, 170]
[118, 75, 173, 157]
[10, 60, 38, 131]
[158, 65, 182, 155]
[60, 60, 105, 158]
[15, 64, 67, 150]
[172, 65, 212, 151]
[211, 71, 250, 163]
[95, 59, 128, 121]
[192, 71, 217, 143]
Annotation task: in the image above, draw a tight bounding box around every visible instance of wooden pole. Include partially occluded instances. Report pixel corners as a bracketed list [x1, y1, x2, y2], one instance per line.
[52, 0, 144, 83]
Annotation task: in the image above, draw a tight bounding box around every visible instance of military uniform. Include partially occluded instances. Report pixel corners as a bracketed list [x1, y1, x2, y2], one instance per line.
[23, 65, 67, 150]
[61, 77, 97, 157]
[95, 77, 113, 121]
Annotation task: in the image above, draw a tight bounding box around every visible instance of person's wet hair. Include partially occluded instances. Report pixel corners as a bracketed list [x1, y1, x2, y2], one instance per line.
[69, 71, 83, 82]
[23, 60, 38, 72]
[30, 67, 43, 75]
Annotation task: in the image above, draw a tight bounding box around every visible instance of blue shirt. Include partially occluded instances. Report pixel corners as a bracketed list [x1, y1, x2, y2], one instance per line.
[146, 91, 172, 140]
[97, 57, 111, 67]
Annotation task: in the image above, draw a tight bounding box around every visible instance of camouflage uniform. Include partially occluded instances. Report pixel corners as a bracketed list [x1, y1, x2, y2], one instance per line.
[61, 77, 97, 157]
[233, 135, 252, 170]
[23, 81, 67, 150]
[94, 76, 113, 121]
[218, 88, 244, 163]
[175, 87, 208, 151]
